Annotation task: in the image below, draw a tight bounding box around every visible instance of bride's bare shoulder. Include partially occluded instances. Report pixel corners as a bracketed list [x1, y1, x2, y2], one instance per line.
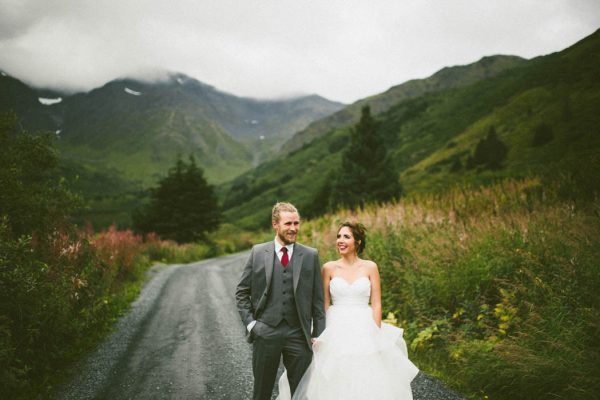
[361, 259, 379, 271]
[322, 260, 340, 271]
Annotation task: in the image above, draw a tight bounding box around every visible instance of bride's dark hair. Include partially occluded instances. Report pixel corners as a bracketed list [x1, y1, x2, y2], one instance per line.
[338, 221, 367, 255]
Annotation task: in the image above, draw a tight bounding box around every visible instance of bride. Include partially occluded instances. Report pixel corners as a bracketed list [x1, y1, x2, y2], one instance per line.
[277, 221, 419, 400]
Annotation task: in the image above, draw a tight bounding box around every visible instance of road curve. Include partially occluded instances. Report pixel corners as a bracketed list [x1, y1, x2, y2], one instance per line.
[58, 251, 464, 400]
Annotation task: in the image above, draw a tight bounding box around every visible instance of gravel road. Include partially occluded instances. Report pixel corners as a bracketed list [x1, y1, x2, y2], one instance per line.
[57, 251, 465, 400]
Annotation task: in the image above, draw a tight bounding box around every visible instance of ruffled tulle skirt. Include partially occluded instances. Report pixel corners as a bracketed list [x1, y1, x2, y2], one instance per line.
[277, 304, 418, 400]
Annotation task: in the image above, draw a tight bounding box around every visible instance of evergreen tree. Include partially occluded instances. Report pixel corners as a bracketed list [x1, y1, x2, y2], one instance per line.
[133, 155, 219, 243]
[0, 113, 80, 238]
[467, 126, 508, 170]
[303, 171, 334, 219]
[450, 158, 463, 173]
[531, 123, 554, 146]
[329, 106, 401, 210]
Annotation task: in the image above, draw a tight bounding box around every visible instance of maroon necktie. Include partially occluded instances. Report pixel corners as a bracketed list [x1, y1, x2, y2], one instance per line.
[281, 247, 289, 267]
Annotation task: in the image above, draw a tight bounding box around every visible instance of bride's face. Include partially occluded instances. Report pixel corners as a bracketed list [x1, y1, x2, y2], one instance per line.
[336, 226, 357, 255]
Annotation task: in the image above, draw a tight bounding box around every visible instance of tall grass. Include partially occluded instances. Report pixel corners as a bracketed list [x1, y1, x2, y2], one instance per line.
[302, 178, 599, 399]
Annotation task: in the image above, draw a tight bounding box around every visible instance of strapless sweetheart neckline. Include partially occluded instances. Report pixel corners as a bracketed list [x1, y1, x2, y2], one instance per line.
[330, 275, 370, 286]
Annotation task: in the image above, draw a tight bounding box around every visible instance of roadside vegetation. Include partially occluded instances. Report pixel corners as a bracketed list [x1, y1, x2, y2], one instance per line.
[302, 177, 599, 400]
[0, 114, 260, 400]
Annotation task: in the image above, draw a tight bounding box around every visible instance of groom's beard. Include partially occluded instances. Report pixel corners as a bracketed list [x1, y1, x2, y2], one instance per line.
[278, 231, 297, 245]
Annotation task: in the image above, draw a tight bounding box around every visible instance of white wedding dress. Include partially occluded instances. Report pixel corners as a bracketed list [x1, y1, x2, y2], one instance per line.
[277, 276, 419, 400]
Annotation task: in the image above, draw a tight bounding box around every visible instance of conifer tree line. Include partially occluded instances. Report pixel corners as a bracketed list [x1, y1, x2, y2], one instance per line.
[307, 105, 402, 215]
[133, 155, 220, 243]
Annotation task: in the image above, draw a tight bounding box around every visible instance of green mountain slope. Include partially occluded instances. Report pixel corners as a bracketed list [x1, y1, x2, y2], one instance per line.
[221, 29, 600, 229]
[56, 79, 251, 185]
[1, 72, 344, 227]
[0, 73, 59, 132]
[389, 29, 600, 193]
[55, 75, 344, 185]
[0, 73, 344, 185]
[284, 55, 526, 153]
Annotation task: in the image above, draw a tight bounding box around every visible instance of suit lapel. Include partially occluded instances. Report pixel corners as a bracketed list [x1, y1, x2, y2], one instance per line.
[264, 243, 275, 291]
[292, 244, 304, 293]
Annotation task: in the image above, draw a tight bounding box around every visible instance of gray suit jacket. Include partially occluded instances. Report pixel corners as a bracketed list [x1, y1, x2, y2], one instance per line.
[235, 241, 326, 347]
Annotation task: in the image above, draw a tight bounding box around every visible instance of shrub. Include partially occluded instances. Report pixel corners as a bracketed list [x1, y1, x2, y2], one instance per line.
[89, 224, 145, 282]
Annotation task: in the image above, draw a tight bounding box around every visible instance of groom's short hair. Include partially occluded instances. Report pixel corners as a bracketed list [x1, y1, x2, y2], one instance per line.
[272, 202, 299, 223]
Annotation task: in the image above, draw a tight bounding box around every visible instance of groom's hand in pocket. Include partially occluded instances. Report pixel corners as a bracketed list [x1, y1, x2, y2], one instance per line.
[246, 320, 257, 341]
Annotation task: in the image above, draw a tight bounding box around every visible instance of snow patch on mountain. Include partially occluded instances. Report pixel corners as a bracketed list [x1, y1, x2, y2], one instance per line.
[124, 87, 142, 96]
[39, 97, 62, 105]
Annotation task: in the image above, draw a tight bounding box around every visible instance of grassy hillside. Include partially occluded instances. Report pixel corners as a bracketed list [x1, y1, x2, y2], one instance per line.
[220, 29, 600, 229]
[284, 55, 526, 153]
[300, 178, 599, 400]
[391, 30, 600, 193]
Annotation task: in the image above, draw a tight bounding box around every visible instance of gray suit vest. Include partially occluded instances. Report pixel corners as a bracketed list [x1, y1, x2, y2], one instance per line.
[259, 254, 300, 327]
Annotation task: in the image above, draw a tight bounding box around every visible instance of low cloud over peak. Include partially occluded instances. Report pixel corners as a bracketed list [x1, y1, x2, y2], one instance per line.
[1, 0, 599, 103]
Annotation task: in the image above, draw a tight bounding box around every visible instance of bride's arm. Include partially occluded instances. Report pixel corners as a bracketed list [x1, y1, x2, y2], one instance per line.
[369, 263, 382, 327]
[322, 262, 333, 312]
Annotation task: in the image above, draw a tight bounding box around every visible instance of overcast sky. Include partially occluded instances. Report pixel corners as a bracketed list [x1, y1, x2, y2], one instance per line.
[1, 0, 599, 103]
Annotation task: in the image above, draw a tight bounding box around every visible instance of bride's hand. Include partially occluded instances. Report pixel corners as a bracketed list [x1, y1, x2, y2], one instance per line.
[311, 338, 322, 351]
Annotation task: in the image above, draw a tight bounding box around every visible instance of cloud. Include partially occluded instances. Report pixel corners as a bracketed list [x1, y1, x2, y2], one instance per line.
[0, 0, 598, 102]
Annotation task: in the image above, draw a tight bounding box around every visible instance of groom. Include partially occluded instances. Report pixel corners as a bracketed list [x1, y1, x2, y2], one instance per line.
[236, 202, 325, 400]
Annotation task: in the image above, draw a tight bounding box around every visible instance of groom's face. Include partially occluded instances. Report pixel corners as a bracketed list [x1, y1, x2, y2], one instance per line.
[273, 211, 300, 245]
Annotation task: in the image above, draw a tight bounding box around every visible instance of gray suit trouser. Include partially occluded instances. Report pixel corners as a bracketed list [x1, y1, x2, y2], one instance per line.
[252, 320, 312, 400]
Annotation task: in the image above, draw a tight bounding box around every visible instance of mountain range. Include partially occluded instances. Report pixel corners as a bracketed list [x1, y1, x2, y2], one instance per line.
[284, 54, 526, 153]
[0, 72, 344, 186]
[220, 28, 600, 228]
[2, 28, 598, 230]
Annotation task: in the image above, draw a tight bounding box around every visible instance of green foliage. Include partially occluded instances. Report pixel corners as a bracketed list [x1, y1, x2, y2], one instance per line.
[449, 158, 462, 172]
[0, 114, 152, 399]
[133, 155, 220, 243]
[303, 171, 335, 219]
[0, 114, 81, 238]
[465, 126, 508, 170]
[141, 223, 269, 266]
[0, 115, 103, 398]
[0, 111, 259, 399]
[531, 122, 554, 146]
[303, 178, 600, 400]
[329, 105, 402, 210]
